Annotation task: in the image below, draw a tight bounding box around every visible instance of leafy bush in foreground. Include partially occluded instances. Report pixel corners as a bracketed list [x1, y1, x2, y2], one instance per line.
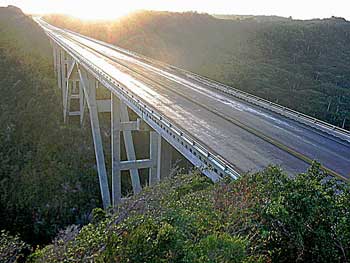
[217, 163, 350, 262]
[0, 230, 30, 263]
[30, 163, 350, 262]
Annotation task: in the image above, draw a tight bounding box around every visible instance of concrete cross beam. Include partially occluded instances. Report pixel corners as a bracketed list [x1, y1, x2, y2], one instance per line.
[119, 159, 154, 171]
[52, 47, 176, 209]
[120, 101, 142, 195]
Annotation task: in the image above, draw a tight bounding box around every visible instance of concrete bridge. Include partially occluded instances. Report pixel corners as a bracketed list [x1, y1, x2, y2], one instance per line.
[36, 18, 350, 209]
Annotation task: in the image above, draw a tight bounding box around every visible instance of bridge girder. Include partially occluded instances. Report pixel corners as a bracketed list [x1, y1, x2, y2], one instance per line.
[46, 29, 235, 184]
[55, 47, 174, 208]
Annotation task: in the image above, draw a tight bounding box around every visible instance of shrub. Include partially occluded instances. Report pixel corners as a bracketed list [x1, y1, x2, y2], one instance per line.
[30, 166, 350, 262]
[118, 217, 185, 262]
[216, 163, 350, 262]
[0, 230, 30, 263]
[185, 233, 247, 263]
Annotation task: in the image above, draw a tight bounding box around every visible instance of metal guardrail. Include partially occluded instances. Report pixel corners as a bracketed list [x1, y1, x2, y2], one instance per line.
[185, 73, 350, 143]
[64, 27, 350, 143]
[40, 20, 350, 182]
[43, 26, 241, 181]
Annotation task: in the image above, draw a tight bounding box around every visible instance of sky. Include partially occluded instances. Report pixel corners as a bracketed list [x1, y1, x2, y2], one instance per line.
[1, 0, 350, 20]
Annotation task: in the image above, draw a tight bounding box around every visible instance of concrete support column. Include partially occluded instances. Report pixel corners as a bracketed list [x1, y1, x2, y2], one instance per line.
[66, 81, 73, 123]
[79, 69, 111, 209]
[79, 81, 85, 126]
[63, 57, 77, 123]
[111, 94, 122, 206]
[53, 45, 57, 73]
[63, 80, 70, 123]
[61, 51, 67, 121]
[57, 49, 62, 90]
[61, 50, 66, 89]
[149, 132, 160, 186]
[120, 102, 142, 194]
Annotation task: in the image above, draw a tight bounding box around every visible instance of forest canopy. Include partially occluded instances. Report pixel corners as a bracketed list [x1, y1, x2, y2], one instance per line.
[0, 6, 101, 246]
[1, 6, 350, 263]
[45, 11, 350, 130]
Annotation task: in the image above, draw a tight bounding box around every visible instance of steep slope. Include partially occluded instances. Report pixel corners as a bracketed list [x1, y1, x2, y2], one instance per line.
[45, 11, 350, 129]
[29, 165, 350, 262]
[0, 6, 101, 245]
[1, 7, 350, 262]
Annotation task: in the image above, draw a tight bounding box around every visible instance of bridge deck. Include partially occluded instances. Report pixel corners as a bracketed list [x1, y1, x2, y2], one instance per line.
[41, 21, 350, 178]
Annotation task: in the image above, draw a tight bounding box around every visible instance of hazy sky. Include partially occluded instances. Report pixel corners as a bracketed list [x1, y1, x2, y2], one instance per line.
[1, 0, 349, 20]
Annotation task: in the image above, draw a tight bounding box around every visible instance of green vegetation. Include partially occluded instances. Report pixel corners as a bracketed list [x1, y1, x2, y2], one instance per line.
[26, 164, 350, 262]
[0, 230, 30, 262]
[1, 6, 350, 263]
[45, 11, 350, 129]
[0, 6, 101, 246]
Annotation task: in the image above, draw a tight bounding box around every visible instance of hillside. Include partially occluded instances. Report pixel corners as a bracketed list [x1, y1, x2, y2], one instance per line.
[1, 7, 350, 263]
[213, 14, 293, 22]
[29, 166, 350, 262]
[0, 6, 101, 246]
[45, 11, 350, 130]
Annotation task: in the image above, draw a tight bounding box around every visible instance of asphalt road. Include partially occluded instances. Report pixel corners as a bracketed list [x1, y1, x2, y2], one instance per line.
[42, 21, 350, 179]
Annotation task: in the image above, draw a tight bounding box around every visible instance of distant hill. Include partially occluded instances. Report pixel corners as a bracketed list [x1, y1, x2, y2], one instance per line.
[45, 11, 350, 130]
[1, 7, 350, 263]
[213, 14, 293, 22]
[0, 5, 51, 58]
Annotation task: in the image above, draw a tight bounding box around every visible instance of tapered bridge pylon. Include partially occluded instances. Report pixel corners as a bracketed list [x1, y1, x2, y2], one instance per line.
[52, 43, 174, 209]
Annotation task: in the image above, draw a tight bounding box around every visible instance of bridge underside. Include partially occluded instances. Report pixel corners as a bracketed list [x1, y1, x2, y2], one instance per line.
[53, 44, 180, 208]
[43, 18, 350, 208]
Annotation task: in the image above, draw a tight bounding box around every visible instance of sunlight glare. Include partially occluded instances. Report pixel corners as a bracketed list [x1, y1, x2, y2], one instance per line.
[1, 0, 350, 20]
[2, 0, 138, 20]
[64, 1, 134, 20]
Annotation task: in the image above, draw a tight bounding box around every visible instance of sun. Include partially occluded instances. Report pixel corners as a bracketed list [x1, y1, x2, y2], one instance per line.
[60, 1, 133, 20]
[66, 1, 134, 20]
[4, 0, 135, 20]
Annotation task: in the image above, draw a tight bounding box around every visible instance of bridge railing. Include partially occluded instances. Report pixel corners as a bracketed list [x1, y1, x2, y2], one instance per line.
[64, 27, 350, 143]
[184, 72, 350, 143]
[44, 28, 240, 181]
